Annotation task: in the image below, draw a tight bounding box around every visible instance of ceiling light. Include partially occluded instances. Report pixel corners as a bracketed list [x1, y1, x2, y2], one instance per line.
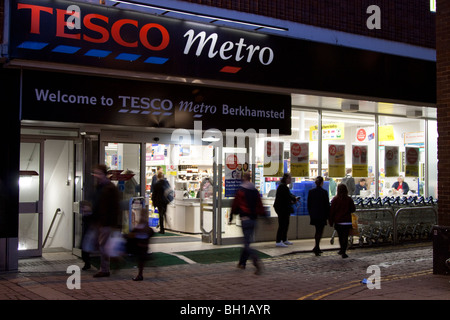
[109, 0, 288, 32]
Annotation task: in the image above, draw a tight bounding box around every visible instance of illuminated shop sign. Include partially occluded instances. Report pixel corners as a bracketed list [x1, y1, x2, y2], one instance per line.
[9, 0, 436, 104]
[10, 0, 277, 77]
[21, 70, 292, 134]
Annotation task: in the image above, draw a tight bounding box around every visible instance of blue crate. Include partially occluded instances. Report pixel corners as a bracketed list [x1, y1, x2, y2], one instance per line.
[149, 217, 159, 227]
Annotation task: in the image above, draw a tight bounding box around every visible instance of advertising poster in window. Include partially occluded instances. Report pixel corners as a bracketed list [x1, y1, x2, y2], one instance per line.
[405, 147, 419, 177]
[290, 142, 309, 177]
[264, 141, 284, 177]
[379, 125, 395, 141]
[385, 146, 399, 177]
[328, 144, 345, 177]
[352, 145, 368, 177]
[309, 123, 344, 141]
[224, 153, 249, 197]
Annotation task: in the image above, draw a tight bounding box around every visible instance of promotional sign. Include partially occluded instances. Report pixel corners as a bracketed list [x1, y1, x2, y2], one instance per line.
[224, 153, 249, 197]
[264, 141, 284, 177]
[352, 145, 368, 177]
[356, 128, 367, 142]
[309, 123, 344, 141]
[405, 147, 420, 177]
[21, 70, 291, 134]
[379, 126, 395, 141]
[384, 146, 399, 177]
[404, 132, 425, 146]
[328, 144, 345, 177]
[290, 142, 309, 177]
[9, 0, 436, 105]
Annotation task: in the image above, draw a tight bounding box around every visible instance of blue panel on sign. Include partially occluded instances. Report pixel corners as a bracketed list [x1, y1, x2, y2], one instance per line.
[115, 53, 141, 61]
[84, 49, 111, 58]
[18, 41, 48, 50]
[52, 45, 81, 54]
[144, 57, 169, 64]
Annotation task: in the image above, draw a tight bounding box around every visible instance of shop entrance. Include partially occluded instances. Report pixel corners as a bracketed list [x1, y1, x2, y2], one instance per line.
[99, 130, 218, 247]
[18, 140, 43, 257]
[19, 133, 77, 258]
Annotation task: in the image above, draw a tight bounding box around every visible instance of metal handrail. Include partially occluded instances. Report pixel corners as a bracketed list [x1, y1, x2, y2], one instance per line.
[43, 208, 61, 247]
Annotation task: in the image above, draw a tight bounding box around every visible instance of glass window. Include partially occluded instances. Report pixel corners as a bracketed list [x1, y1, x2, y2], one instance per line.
[378, 116, 424, 197]
[145, 143, 214, 234]
[322, 112, 376, 198]
[104, 142, 141, 200]
[427, 120, 437, 199]
[255, 109, 319, 196]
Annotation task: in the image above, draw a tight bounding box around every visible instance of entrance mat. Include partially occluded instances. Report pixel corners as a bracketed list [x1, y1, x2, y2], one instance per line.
[90, 252, 188, 270]
[175, 247, 271, 264]
[152, 231, 183, 237]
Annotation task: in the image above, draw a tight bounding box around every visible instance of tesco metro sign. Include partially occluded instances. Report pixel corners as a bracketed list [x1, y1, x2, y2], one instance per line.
[10, 0, 275, 71]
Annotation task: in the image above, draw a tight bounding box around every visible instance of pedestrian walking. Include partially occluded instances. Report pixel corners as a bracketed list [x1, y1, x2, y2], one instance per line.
[329, 184, 356, 258]
[273, 172, 299, 247]
[91, 164, 121, 277]
[151, 171, 170, 234]
[80, 200, 94, 270]
[229, 173, 265, 274]
[125, 208, 154, 281]
[307, 176, 330, 256]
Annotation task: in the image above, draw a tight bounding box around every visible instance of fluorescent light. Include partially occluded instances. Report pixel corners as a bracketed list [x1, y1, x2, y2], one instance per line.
[109, 0, 288, 32]
[430, 0, 436, 12]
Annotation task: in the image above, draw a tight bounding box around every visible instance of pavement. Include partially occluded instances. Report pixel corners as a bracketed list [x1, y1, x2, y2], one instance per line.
[0, 237, 449, 317]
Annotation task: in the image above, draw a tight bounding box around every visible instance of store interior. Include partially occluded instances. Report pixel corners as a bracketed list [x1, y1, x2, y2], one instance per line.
[18, 102, 438, 254]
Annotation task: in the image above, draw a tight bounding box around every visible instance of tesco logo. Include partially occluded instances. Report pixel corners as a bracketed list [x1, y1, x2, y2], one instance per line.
[17, 3, 169, 51]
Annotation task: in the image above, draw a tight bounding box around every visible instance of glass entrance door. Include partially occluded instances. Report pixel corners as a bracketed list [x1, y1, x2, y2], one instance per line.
[18, 141, 44, 257]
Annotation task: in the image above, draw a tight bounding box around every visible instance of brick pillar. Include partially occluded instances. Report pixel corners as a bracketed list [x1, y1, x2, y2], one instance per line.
[437, 0, 450, 226]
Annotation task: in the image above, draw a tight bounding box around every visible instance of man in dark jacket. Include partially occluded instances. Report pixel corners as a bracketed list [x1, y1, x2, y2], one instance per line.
[151, 172, 170, 234]
[229, 173, 264, 274]
[273, 173, 298, 247]
[307, 176, 330, 256]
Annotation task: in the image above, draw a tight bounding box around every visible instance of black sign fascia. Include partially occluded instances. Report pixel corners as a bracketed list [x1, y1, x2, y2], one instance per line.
[10, 0, 436, 105]
[21, 70, 292, 135]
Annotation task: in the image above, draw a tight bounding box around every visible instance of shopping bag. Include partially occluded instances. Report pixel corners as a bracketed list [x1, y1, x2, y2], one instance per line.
[105, 230, 126, 257]
[82, 227, 98, 253]
[349, 212, 359, 236]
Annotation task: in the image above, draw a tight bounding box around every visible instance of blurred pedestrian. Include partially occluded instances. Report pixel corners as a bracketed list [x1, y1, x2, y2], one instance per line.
[329, 184, 356, 258]
[80, 200, 93, 270]
[91, 164, 121, 277]
[229, 173, 264, 274]
[151, 171, 170, 234]
[307, 176, 330, 256]
[273, 173, 298, 247]
[126, 208, 154, 281]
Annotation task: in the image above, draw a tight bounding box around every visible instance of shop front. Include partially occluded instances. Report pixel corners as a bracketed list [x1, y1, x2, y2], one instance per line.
[1, 0, 436, 268]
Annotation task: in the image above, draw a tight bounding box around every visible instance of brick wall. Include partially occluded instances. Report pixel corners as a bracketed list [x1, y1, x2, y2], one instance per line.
[437, 0, 450, 226]
[182, 0, 436, 49]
